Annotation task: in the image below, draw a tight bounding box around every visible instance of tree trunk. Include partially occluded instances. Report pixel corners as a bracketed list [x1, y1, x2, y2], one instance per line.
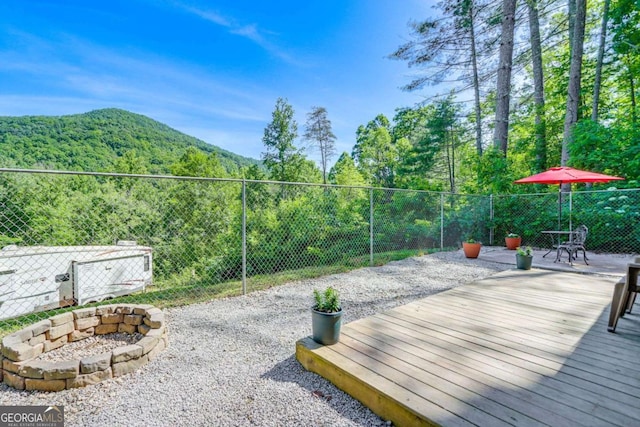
[444, 126, 456, 193]
[592, 0, 611, 123]
[469, 3, 483, 156]
[568, 0, 576, 56]
[493, 0, 517, 155]
[561, 0, 586, 168]
[527, 0, 547, 172]
[628, 55, 637, 123]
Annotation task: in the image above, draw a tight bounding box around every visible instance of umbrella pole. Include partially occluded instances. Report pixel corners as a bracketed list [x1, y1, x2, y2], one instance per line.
[569, 191, 573, 232]
[558, 186, 562, 231]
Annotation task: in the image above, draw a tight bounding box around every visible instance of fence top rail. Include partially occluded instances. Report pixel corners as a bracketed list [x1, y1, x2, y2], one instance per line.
[1, 167, 636, 197]
[0, 167, 446, 195]
[492, 187, 637, 198]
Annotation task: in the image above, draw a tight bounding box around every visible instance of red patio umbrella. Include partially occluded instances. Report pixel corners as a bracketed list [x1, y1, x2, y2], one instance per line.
[514, 166, 624, 185]
[514, 166, 624, 230]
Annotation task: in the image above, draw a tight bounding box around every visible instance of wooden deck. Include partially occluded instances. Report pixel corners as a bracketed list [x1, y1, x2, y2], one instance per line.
[296, 269, 640, 427]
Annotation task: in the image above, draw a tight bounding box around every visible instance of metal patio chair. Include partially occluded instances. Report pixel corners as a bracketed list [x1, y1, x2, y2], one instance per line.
[556, 224, 589, 265]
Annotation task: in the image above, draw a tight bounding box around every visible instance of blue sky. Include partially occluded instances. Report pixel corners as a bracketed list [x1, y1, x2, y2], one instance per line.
[0, 0, 436, 164]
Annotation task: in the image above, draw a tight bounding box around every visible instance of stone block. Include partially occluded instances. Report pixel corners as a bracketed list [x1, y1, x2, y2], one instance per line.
[49, 312, 74, 327]
[29, 333, 46, 346]
[147, 337, 166, 361]
[26, 320, 51, 337]
[112, 344, 143, 363]
[95, 323, 118, 335]
[44, 335, 68, 352]
[143, 312, 164, 329]
[25, 378, 66, 392]
[43, 360, 79, 380]
[75, 316, 100, 330]
[67, 368, 112, 388]
[2, 342, 43, 362]
[47, 321, 75, 340]
[133, 304, 154, 315]
[118, 323, 137, 334]
[73, 307, 96, 319]
[101, 313, 124, 324]
[145, 327, 164, 338]
[80, 352, 111, 374]
[112, 354, 148, 377]
[137, 336, 159, 355]
[3, 371, 25, 390]
[69, 327, 95, 342]
[116, 305, 135, 314]
[3, 358, 25, 374]
[95, 305, 118, 315]
[2, 329, 32, 347]
[144, 307, 162, 316]
[123, 314, 143, 325]
[19, 360, 52, 379]
[138, 323, 151, 335]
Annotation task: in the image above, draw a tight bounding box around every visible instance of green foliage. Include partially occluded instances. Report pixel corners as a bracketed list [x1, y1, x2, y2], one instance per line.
[516, 246, 533, 256]
[394, 99, 464, 191]
[171, 147, 226, 178]
[353, 115, 409, 188]
[573, 190, 640, 252]
[329, 152, 367, 186]
[571, 119, 640, 181]
[262, 98, 305, 183]
[313, 286, 341, 313]
[463, 146, 515, 194]
[0, 108, 260, 174]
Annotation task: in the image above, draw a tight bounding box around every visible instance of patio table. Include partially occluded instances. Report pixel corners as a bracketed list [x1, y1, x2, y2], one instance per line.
[540, 230, 577, 260]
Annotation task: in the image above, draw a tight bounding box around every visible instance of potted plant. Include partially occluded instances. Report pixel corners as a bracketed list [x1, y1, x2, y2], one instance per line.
[505, 232, 522, 250]
[311, 286, 343, 345]
[462, 238, 482, 259]
[516, 246, 534, 270]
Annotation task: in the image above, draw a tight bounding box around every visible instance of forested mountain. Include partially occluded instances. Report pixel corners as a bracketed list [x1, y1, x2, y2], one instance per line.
[0, 108, 261, 174]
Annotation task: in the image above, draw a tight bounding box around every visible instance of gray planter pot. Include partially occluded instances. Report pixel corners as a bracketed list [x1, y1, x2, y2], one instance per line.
[516, 254, 533, 270]
[311, 308, 343, 345]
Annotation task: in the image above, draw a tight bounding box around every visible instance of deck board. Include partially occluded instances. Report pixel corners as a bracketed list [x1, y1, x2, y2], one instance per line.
[296, 269, 640, 426]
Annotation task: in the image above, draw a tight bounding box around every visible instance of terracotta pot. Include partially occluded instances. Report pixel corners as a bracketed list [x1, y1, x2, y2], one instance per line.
[462, 242, 482, 258]
[505, 236, 522, 250]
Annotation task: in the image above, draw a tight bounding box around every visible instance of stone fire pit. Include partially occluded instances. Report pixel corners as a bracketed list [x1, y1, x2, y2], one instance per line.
[1, 304, 168, 391]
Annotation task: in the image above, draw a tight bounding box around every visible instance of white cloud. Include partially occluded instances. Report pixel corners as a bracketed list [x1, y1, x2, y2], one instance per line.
[169, 1, 305, 66]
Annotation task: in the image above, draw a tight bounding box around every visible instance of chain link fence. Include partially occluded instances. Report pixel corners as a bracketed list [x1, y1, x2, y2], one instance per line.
[0, 169, 638, 332]
[491, 189, 640, 252]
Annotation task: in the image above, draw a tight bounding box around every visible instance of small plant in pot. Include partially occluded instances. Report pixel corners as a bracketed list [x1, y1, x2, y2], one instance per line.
[516, 246, 534, 270]
[311, 286, 343, 345]
[505, 232, 522, 250]
[462, 238, 482, 258]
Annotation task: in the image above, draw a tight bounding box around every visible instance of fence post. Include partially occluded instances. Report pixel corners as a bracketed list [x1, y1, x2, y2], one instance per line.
[440, 193, 444, 250]
[489, 194, 494, 245]
[242, 179, 247, 295]
[370, 188, 374, 266]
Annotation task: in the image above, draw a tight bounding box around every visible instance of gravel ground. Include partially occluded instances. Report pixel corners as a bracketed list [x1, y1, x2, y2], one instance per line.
[0, 251, 511, 427]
